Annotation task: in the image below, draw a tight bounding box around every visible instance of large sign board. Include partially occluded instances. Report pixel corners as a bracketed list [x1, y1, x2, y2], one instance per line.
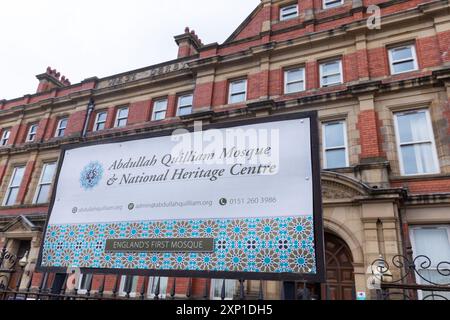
[38, 112, 325, 281]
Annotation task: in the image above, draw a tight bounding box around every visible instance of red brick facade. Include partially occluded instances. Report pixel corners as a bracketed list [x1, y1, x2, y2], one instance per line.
[1, 0, 450, 299]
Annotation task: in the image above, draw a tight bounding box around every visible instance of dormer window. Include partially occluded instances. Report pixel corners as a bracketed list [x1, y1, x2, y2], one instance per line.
[280, 4, 299, 21]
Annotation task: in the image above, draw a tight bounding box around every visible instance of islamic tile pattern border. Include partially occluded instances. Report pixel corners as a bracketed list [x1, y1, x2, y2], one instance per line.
[41, 216, 316, 274]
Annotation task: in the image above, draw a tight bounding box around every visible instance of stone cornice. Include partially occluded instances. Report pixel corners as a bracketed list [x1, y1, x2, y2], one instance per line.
[404, 193, 450, 205]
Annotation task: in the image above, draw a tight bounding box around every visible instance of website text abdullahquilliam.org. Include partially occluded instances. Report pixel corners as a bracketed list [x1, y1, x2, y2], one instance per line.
[135, 200, 214, 209]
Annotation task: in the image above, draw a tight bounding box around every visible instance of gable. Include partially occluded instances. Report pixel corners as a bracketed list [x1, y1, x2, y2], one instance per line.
[225, 3, 267, 43]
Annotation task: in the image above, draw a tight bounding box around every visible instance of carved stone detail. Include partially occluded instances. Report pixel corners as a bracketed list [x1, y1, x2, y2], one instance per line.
[322, 180, 364, 200]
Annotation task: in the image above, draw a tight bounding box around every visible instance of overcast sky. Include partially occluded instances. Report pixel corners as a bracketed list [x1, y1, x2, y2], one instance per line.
[0, 0, 259, 100]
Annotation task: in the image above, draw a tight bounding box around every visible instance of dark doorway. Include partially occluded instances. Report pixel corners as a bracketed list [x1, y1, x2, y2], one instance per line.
[324, 232, 356, 300]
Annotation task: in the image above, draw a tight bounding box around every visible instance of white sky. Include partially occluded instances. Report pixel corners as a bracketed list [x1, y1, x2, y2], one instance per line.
[0, 0, 259, 100]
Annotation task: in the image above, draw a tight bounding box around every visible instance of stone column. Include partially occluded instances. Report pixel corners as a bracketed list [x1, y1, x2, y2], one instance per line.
[361, 201, 402, 299]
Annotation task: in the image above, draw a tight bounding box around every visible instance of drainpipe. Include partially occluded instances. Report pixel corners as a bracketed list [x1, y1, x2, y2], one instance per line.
[81, 98, 95, 138]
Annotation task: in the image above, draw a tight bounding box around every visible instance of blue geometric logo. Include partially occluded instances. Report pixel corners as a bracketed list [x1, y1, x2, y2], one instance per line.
[80, 161, 104, 190]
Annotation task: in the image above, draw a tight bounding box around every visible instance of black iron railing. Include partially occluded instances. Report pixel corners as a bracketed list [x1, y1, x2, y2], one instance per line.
[0, 267, 315, 301]
[370, 255, 450, 300]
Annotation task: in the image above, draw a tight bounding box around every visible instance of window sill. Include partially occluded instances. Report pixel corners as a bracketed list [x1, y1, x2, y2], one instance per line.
[320, 82, 343, 88]
[390, 69, 419, 76]
[322, 167, 354, 173]
[284, 90, 306, 96]
[279, 16, 299, 23]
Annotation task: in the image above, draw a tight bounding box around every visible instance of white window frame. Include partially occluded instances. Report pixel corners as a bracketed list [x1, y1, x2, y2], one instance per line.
[323, 0, 344, 9]
[210, 279, 237, 300]
[118, 275, 138, 298]
[55, 118, 68, 138]
[284, 67, 306, 94]
[393, 109, 440, 176]
[280, 4, 299, 21]
[115, 107, 129, 128]
[152, 99, 168, 121]
[26, 124, 38, 142]
[409, 225, 450, 300]
[93, 111, 107, 132]
[1, 129, 10, 146]
[3, 166, 25, 206]
[228, 79, 248, 104]
[147, 277, 169, 299]
[322, 120, 349, 169]
[77, 274, 94, 295]
[33, 162, 57, 204]
[320, 59, 343, 87]
[177, 94, 193, 116]
[388, 44, 419, 75]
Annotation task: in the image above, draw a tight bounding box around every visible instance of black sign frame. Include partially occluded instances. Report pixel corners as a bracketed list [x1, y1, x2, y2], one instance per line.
[37, 111, 326, 283]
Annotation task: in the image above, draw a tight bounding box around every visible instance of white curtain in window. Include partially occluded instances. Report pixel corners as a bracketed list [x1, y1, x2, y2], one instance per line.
[412, 227, 450, 300]
[397, 111, 437, 174]
[413, 228, 450, 265]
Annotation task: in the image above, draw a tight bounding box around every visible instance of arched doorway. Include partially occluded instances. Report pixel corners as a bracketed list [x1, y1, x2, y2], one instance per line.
[324, 232, 356, 300]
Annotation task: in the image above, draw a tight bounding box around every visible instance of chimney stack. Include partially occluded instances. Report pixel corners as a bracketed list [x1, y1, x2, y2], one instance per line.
[36, 67, 71, 93]
[174, 27, 203, 59]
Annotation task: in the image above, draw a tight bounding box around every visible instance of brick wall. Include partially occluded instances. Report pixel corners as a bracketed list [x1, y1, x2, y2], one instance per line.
[167, 95, 177, 118]
[357, 110, 384, 160]
[43, 117, 58, 140]
[306, 61, 319, 90]
[0, 0, 446, 147]
[193, 82, 214, 109]
[356, 49, 370, 79]
[128, 100, 151, 125]
[368, 47, 390, 79]
[416, 35, 443, 68]
[105, 107, 117, 129]
[0, 164, 7, 187]
[437, 30, 450, 63]
[35, 117, 49, 142]
[65, 110, 87, 137]
[212, 81, 228, 107]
